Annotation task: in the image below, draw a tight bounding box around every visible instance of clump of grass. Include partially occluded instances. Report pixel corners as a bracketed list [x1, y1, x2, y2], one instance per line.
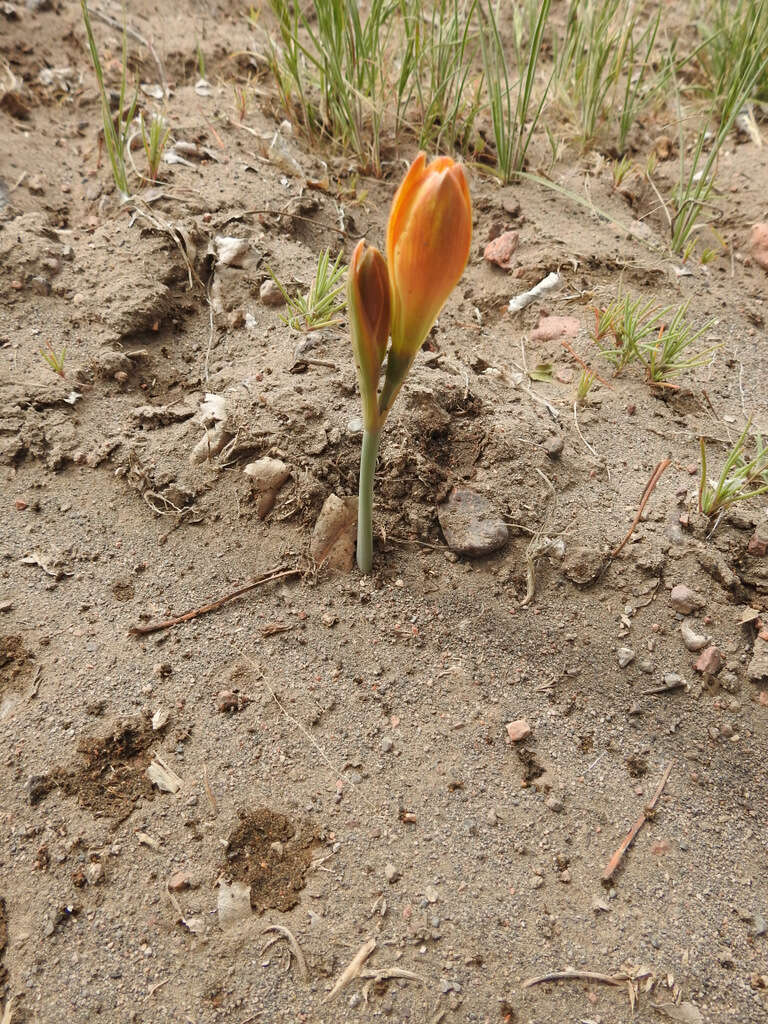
[575, 367, 598, 403]
[399, 0, 481, 153]
[553, 0, 668, 151]
[267, 0, 396, 174]
[195, 38, 206, 80]
[694, 0, 768, 110]
[593, 295, 667, 374]
[479, 0, 552, 183]
[40, 340, 66, 378]
[612, 153, 634, 188]
[139, 112, 170, 183]
[640, 301, 718, 384]
[671, 7, 768, 254]
[268, 249, 346, 331]
[699, 421, 768, 518]
[80, 0, 138, 201]
[595, 294, 718, 383]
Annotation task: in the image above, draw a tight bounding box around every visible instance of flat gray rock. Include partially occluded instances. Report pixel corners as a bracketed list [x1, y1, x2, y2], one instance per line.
[438, 488, 508, 557]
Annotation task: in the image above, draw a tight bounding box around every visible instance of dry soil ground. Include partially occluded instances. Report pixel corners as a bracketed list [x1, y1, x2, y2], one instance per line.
[1, 2, 767, 1023]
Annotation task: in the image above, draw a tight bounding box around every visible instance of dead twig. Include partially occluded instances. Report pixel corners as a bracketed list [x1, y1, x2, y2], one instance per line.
[521, 469, 559, 607]
[202, 764, 218, 816]
[522, 969, 628, 989]
[128, 567, 301, 636]
[611, 459, 671, 558]
[29, 665, 42, 698]
[641, 678, 687, 696]
[323, 938, 376, 1002]
[601, 761, 674, 884]
[361, 967, 424, 1002]
[260, 925, 309, 983]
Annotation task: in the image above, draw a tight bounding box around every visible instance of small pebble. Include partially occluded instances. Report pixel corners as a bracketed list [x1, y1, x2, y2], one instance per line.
[695, 645, 724, 676]
[545, 794, 563, 813]
[670, 584, 706, 614]
[259, 279, 286, 307]
[384, 862, 401, 884]
[542, 435, 564, 459]
[617, 647, 635, 668]
[681, 620, 708, 652]
[506, 719, 531, 743]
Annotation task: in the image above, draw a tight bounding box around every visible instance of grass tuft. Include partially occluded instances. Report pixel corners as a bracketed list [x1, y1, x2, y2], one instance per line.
[699, 422, 768, 518]
[80, 0, 138, 200]
[268, 249, 347, 332]
[479, 0, 552, 183]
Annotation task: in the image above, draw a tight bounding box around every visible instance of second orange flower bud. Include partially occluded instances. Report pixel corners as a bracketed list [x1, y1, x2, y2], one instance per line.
[348, 239, 391, 431]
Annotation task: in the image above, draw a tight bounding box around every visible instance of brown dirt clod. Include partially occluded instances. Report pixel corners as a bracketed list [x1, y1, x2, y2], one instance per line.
[222, 808, 317, 915]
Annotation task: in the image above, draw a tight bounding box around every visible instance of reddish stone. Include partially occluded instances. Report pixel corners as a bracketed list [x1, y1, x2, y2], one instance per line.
[506, 719, 532, 743]
[530, 315, 580, 342]
[484, 230, 519, 269]
[747, 530, 768, 557]
[694, 645, 723, 676]
[168, 872, 191, 892]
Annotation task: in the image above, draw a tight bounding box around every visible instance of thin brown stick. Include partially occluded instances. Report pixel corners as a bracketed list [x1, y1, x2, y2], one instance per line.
[128, 567, 301, 636]
[611, 459, 671, 558]
[601, 761, 673, 884]
[522, 970, 628, 989]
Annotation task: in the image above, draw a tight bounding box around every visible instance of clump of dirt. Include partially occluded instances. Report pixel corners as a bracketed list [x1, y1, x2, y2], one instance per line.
[39, 717, 157, 822]
[0, 635, 33, 693]
[222, 808, 317, 914]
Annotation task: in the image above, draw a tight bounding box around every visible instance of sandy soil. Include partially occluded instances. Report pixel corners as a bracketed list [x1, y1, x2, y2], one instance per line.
[1, 2, 767, 1023]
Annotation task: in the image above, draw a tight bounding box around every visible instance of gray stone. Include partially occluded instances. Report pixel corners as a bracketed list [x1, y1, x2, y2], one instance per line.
[543, 434, 564, 458]
[617, 647, 635, 668]
[670, 584, 706, 614]
[437, 488, 508, 557]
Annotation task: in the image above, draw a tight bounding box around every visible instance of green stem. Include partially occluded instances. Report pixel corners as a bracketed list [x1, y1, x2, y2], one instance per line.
[357, 427, 381, 574]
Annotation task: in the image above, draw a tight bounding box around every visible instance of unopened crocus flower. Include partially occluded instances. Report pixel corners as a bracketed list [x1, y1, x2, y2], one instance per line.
[348, 240, 391, 432]
[348, 239, 391, 574]
[348, 153, 471, 573]
[379, 152, 472, 416]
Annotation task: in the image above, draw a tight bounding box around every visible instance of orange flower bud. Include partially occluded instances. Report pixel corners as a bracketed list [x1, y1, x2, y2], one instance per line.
[380, 152, 472, 414]
[348, 239, 391, 430]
